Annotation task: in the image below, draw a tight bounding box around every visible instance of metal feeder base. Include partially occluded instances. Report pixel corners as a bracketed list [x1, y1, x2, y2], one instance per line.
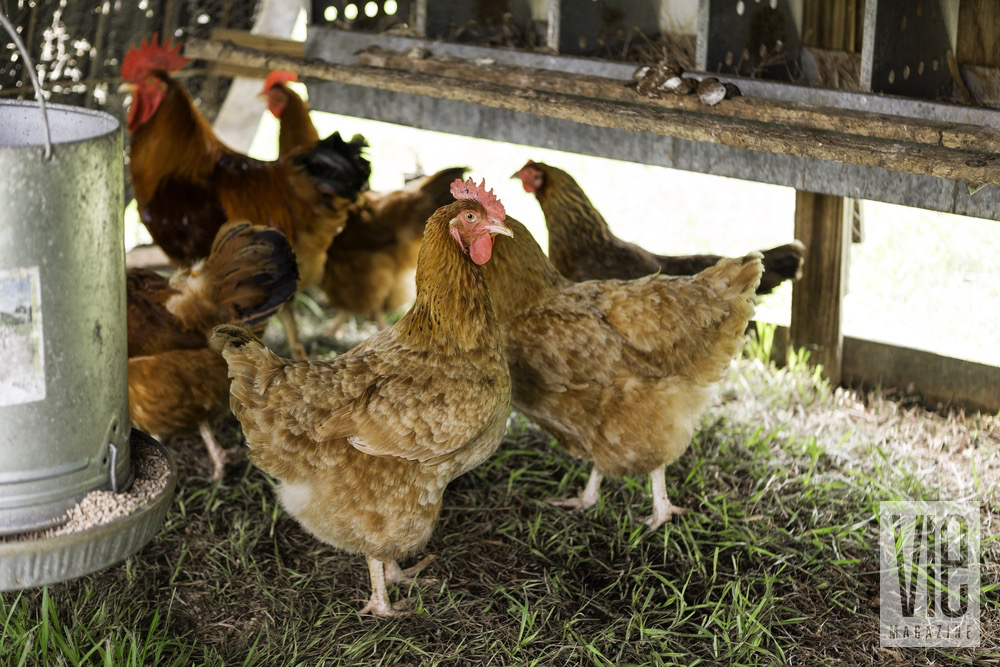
[0, 430, 176, 591]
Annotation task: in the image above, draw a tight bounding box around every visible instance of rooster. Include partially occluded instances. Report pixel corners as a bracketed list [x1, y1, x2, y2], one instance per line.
[211, 178, 513, 616]
[516, 161, 804, 294]
[481, 218, 761, 529]
[120, 36, 370, 359]
[128, 221, 298, 480]
[259, 69, 469, 334]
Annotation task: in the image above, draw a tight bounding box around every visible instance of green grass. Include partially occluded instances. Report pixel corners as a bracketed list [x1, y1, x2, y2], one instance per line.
[2, 318, 997, 666]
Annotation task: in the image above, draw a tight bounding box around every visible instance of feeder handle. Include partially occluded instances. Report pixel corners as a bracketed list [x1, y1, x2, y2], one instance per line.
[0, 11, 52, 160]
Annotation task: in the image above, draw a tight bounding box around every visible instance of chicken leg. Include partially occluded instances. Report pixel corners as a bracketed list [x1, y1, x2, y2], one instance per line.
[385, 554, 438, 586]
[198, 421, 228, 482]
[644, 465, 688, 530]
[546, 467, 603, 511]
[326, 311, 350, 339]
[359, 557, 406, 617]
[279, 304, 307, 360]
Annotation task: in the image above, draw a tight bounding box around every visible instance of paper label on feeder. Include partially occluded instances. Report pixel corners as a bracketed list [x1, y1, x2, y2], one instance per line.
[0, 266, 46, 407]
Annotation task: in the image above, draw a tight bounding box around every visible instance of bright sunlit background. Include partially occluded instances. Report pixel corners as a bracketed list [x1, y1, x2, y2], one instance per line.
[124, 79, 1000, 369]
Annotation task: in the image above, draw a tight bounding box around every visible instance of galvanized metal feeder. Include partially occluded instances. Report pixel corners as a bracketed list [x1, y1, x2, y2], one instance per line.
[0, 16, 175, 590]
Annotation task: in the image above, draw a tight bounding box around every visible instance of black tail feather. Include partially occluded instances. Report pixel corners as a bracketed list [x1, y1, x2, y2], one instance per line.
[295, 131, 372, 201]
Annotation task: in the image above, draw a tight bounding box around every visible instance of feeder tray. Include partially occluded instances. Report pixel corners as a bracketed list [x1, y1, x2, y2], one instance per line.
[0, 430, 176, 591]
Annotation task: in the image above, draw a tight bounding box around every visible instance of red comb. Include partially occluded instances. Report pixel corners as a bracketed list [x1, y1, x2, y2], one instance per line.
[121, 34, 189, 82]
[450, 178, 506, 224]
[263, 70, 298, 92]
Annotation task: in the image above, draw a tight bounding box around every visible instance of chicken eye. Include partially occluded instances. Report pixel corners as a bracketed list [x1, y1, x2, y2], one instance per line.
[465, 212, 476, 222]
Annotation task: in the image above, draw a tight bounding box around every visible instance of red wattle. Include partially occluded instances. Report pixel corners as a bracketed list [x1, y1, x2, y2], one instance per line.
[469, 234, 495, 265]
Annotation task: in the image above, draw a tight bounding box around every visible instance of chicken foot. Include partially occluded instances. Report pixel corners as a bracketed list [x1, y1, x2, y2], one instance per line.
[359, 557, 408, 617]
[385, 554, 438, 586]
[546, 467, 603, 511]
[644, 465, 688, 530]
[278, 303, 307, 360]
[326, 311, 350, 339]
[198, 421, 232, 482]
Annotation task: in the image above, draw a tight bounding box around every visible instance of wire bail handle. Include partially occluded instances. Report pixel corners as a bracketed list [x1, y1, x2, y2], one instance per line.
[0, 10, 53, 160]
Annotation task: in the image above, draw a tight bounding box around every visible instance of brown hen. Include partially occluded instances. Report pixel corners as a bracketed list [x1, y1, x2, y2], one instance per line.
[321, 166, 470, 335]
[211, 179, 513, 616]
[516, 160, 804, 294]
[121, 37, 370, 359]
[128, 221, 298, 480]
[481, 218, 761, 529]
[259, 71, 469, 332]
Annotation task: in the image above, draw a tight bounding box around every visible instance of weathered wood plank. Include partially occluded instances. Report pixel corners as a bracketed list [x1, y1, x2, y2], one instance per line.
[183, 37, 1000, 187]
[769, 326, 999, 413]
[354, 47, 999, 152]
[790, 191, 852, 384]
[209, 28, 305, 58]
[957, 0, 1000, 68]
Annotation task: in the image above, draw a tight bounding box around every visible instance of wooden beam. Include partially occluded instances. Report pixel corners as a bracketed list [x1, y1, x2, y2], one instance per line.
[957, 0, 1000, 68]
[354, 48, 998, 152]
[769, 326, 1000, 413]
[790, 192, 852, 384]
[790, 1, 861, 386]
[182, 37, 1000, 187]
[208, 28, 305, 58]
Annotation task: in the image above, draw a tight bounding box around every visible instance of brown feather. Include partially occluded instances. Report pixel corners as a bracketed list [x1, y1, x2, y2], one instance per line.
[530, 162, 803, 295]
[482, 218, 760, 478]
[211, 200, 511, 564]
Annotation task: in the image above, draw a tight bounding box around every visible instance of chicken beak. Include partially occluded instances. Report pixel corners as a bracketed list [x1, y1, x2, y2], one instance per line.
[485, 221, 513, 238]
[117, 82, 137, 94]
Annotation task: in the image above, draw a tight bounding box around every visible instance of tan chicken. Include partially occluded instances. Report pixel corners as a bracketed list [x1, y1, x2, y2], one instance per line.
[481, 218, 761, 528]
[211, 178, 513, 616]
[321, 166, 470, 335]
[128, 221, 298, 480]
[516, 160, 803, 294]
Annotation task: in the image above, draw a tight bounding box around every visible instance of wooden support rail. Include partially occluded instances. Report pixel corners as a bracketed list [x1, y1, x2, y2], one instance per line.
[182, 37, 1000, 189]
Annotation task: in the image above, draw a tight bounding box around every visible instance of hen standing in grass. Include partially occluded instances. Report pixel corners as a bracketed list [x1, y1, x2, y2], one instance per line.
[481, 218, 761, 529]
[120, 37, 370, 359]
[516, 160, 804, 294]
[211, 179, 512, 616]
[128, 221, 298, 480]
[260, 69, 470, 334]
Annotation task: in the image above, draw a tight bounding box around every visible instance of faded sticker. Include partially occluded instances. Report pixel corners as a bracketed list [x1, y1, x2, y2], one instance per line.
[0, 266, 46, 407]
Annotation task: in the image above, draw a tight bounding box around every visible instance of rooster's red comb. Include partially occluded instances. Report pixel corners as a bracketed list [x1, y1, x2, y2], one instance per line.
[121, 34, 189, 83]
[450, 178, 506, 224]
[263, 70, 298, 92]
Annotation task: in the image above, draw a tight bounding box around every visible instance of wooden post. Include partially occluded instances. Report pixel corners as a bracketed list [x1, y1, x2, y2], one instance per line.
[789, 0, 860, 384]
[790, 192, 852, 383]
[956, 0, 1000, 68]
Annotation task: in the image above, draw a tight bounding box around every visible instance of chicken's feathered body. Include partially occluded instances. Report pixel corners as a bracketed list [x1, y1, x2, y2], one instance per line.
[259, 74, 470, 330]
[261, 75, 320, 159]
[322, 166, 469, 331]
[482, 219, 761, 528]
[518, 162, 803, 294]
[129, 74, 368, 286]
[127, 221, 298, 479]
[213, 193, 513, 615]
[123, 46, 370, 358]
